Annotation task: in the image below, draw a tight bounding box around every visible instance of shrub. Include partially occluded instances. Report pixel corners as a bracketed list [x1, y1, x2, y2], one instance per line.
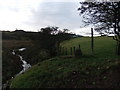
[74, 49, 82, 58]
[38, 49, 50, 60]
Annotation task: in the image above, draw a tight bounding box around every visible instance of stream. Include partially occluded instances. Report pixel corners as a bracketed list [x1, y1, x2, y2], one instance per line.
[12, 48, 31, 76]
[2, 48, 31, 89]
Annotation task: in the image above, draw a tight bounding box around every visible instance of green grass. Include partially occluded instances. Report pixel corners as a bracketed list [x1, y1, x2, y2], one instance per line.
[61, 37, 117, 58]
[10, 37, 120, 88]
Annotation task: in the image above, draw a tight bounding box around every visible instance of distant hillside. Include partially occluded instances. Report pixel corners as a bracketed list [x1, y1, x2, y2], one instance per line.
[2, 30, 77, 40]
[2, 30, 39, 40]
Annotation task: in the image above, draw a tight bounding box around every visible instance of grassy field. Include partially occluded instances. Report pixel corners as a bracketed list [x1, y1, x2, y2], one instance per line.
[60, 37, 117, 58]
[10, 37, 120, 88]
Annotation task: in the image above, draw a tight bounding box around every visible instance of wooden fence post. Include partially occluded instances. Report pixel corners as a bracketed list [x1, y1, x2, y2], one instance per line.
[73, 46, 76, 55]
[79, 45, 80, 49]
[62, 47, 64, 55]
[91, 28, 94, 54]
[59, 46, 61, 56]
[65, 48, 67, 55]
[70, 47, 72, 55]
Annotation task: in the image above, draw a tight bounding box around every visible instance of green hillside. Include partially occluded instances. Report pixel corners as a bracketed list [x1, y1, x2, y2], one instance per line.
[10, 37, 120, 88]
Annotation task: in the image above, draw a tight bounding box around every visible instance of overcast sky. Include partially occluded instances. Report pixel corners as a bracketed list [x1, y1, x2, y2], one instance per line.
[0, 0, 99, 35]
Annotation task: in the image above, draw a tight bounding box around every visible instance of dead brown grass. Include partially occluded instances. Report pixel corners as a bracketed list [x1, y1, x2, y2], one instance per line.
[2, 40, 33, 48]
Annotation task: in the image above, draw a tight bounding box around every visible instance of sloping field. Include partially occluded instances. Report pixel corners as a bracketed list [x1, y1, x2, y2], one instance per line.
[10, 37, 120, 88]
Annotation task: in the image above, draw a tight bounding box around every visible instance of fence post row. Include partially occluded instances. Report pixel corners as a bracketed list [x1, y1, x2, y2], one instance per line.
[58, 45, 81, 56]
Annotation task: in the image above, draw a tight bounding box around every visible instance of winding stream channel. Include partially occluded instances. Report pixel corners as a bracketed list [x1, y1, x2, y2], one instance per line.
[2, 48, 31, 89]
[12, 48, 31, 76]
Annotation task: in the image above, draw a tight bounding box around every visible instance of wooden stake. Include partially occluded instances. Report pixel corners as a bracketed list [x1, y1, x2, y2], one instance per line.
[91, 28, 94, 54]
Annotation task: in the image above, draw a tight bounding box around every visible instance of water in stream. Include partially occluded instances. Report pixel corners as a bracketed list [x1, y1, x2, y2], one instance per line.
[17, 55, 31, 75]
[12, 48, 31, 76]
[2, 48, 31, 89]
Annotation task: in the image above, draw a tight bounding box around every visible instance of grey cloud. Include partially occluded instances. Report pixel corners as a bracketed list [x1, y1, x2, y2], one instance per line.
[24, 2, 83, 31]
